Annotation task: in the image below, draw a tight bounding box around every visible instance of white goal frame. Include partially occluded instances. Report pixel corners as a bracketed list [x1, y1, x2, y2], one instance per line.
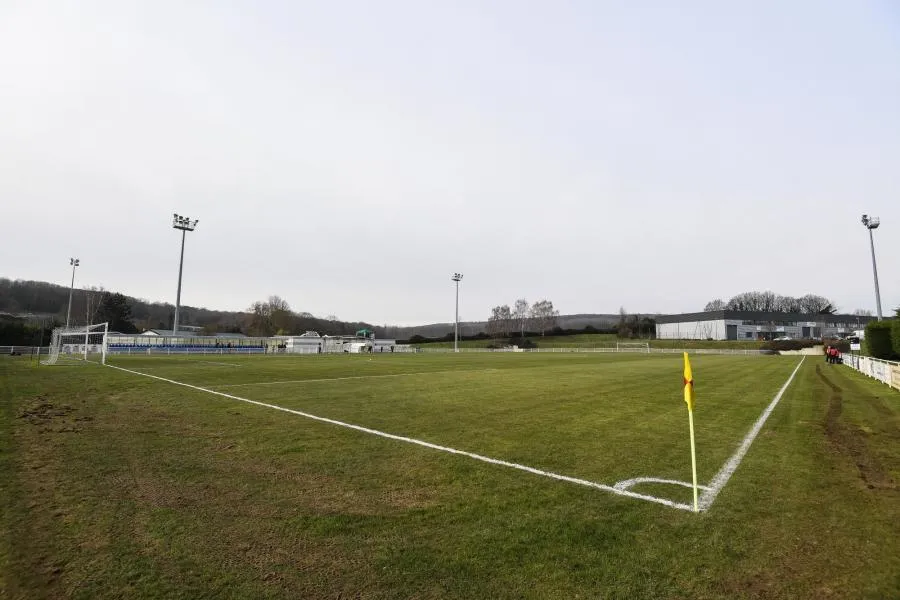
[616, 341, 651, 353]
[42, 323, 109, 365]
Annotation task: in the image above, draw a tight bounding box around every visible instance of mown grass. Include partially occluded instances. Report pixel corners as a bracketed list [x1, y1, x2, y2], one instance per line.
[1, 353, 898, 599]
[416, 334, 763, 350]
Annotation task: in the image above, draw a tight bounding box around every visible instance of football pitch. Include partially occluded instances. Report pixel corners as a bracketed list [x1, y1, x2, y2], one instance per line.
[3, 352, 899, 598]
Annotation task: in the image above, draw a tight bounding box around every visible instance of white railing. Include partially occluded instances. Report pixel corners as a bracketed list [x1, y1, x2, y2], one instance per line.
[842, 354, 900, 391]
[108, 347, 270, 355]
[413, 347, 766, 355]
[1, 345, 44, 355]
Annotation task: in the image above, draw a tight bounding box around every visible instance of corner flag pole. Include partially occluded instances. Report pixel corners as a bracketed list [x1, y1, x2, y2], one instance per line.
[688, 403, 699, 512]
[683, 352, 699, 512]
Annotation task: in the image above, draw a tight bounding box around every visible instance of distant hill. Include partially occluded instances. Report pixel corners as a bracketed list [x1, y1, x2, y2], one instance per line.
[1, 277, 651, 340]
[0, 278, 374, 336]
[383, 313, 652, 340]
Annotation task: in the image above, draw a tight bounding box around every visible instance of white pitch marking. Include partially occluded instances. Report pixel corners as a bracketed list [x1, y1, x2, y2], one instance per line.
[193, 360, 242, 368]
[211, 368, 498, 388]
[104, 363, 694, 512]
[614, 477, 711, 492]
[697, 357, 805, 511]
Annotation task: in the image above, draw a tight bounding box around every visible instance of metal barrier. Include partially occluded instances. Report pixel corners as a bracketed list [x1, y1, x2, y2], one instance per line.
[842, 354, 900, 392]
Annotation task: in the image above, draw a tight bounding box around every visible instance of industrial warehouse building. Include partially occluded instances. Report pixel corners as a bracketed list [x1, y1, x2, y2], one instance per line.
[655, 310, 875, 341]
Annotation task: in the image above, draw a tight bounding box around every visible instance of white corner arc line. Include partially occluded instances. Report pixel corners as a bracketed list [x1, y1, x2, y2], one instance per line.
[698, 357, 805, 511]
[614, 477, 711, 492]
[105, 363, 694, 512]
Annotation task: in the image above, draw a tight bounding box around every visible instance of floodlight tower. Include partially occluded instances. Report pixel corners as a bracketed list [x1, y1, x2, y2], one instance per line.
[861, 214, 883, 321]
[172, 213, 199, 334]
[65, 258, 80, 329]
[451, 273, 463, 352]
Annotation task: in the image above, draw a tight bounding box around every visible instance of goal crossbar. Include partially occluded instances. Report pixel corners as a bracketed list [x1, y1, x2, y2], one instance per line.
[616, 341, 651, 353]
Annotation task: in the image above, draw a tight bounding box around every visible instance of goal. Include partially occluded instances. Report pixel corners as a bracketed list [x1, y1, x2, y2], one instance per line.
[42, 323, 109, 365]
[616, 341, 651, 353]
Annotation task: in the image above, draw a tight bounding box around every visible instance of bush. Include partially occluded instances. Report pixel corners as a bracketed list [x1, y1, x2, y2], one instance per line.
[865, 320, 895, 359]
[762, 339, 817, 352]
[892, 320, 900, 359]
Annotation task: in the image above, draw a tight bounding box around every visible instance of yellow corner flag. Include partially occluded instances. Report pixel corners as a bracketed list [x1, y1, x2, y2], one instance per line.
[683, 352, 695, 411]
[683, 352, 699, 512]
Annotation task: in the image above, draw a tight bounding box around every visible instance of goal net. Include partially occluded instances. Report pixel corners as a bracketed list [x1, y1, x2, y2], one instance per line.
[616, 341, 651, 353]
[42, 323, 109, 365]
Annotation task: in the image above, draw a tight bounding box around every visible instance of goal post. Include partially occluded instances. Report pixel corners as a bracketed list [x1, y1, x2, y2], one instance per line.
[616, 341, 651, 353]
[42, 323, 109, 365]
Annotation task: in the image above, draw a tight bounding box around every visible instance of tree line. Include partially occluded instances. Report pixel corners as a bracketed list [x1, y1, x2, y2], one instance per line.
[485, 299, 560, 338]
[703, 292, 844, 314]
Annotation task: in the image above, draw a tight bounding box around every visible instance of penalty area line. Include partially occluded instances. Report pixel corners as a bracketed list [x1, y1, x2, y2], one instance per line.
[104, 363, 694, 512]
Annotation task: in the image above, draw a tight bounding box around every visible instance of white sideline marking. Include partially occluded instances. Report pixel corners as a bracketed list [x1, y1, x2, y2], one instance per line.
[105, 363, 694, 512]
[211, 368, 498, 388]
[697, 357, 805, 510]
[614, 477, 711, 492]
[195, 360, 242, 368]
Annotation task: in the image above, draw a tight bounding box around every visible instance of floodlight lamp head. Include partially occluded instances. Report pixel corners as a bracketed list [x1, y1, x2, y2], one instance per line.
[862, 214, 880, 229]
[172, 213, 198, 231]
[451, 273, 463, 282]
[70, 258, 79, 266]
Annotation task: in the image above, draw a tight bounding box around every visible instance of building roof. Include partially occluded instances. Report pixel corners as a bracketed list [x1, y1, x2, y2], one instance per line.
[654, 310, 877, 325]
[139, 329, 247, 338]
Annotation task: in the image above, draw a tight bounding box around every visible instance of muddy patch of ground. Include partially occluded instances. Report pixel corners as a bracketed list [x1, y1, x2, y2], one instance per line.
[817, 365, 896, 491]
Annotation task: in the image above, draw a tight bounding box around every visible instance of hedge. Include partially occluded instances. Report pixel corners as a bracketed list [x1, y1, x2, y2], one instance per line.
[893, 319, 900, 359]
[865, 320, 895, 360]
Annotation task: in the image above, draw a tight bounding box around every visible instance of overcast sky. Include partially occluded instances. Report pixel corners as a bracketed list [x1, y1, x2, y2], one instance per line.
[1, 1, 898, 325]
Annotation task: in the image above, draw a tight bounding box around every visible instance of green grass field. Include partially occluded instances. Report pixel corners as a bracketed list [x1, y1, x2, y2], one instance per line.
[416, 334, 764, 350]
[2, 352, 898, 598]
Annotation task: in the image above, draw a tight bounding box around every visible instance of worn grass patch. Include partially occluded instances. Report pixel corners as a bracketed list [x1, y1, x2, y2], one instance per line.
[1, 353, 898, 598]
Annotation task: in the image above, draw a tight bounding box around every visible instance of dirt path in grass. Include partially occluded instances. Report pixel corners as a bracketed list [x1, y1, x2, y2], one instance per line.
[817, 365, 896, 491]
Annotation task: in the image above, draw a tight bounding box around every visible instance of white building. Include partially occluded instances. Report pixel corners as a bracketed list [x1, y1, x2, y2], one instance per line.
[278, 331, 397, 354]
[655, 311, 875, 341]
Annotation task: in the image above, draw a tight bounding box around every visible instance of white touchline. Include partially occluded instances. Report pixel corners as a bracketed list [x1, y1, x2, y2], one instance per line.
[697, 357, 805, 511]
[211, 368, 498, 388]
[105, 363, 695, 512]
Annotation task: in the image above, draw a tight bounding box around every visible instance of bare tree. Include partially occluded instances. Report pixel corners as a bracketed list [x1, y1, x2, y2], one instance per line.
[513, 298, 530, 338]
[83, 286, 105, 325]
[529, 300, 559, 336]
[798, 294, 836, 314]
[617, 307, 633, 338]
[248, 295, 294, 336]
[775, 295, 803, 313]
[704, 299, 726, 311]
[724, 291, 836, 314]
[486, 305, 512, 338]
[852, 308, 873, 317]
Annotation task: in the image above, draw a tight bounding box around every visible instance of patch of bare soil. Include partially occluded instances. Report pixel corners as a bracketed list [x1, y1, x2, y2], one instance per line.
[817, 365, 896, 491]
[16, 396, 92, 433]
